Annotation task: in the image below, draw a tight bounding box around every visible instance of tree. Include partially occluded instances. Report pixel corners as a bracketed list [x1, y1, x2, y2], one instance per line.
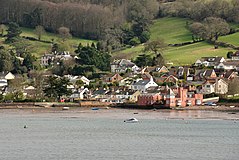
[58, 27, 71, 41]
[5, 22, 22, 43]
[34, 25, 45, 41]
[227, 51, 234, 59]
[144, 40, 167, 55]
[75, 45, 111, 71]
[0, 24, 6, 36]
[203, 17, 230, 41]
[44, 76, 72, 101]
[228, 78, 239, 95]
[23, 53, 36, 70]
[29, 70, 45, 101]
[144, 40, 167, 66]
[189, 22, 207, 41]
[8, 76, 26, 101]
[134, 54, 153, 67]
[0, 48, 14, 72]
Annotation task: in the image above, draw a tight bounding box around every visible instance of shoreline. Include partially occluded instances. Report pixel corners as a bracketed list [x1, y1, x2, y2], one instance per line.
[0, 105, 239, 121]
[1, 102, 239, 112]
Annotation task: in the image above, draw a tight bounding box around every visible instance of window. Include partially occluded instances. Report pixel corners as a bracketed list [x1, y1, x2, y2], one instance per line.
[206, 85, 210, 88]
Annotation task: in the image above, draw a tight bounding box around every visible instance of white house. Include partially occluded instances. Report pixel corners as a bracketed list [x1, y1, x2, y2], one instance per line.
[131, 76, 158, 92]
[0, 79, 7, 87]
[232, 51, 239, 60]
[64, 75, 90, 86]
[41, 54, 55, 66]
[215, 61, 239, 70]
[195, 57, 225, 67]
[111, 59, 139, 73]
[69, 88, 89, 100]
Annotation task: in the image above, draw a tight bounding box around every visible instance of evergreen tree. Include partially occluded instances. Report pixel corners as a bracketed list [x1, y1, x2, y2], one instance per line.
[5, 22, 22, 43]
[23, 53, 36, 70]
[44, 76, 72, 101]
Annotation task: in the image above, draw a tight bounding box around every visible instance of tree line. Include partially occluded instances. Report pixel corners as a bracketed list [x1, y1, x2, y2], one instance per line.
[159, 0, 239, 23]
[0, 0, 158, 40]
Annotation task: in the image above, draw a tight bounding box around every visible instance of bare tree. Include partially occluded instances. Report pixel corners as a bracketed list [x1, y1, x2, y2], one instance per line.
[203, 17, 230, 41]
[144, 39, 167, 66]
[228, 78, 239, 95]
[58, 26, 72, 41]
[34, 25, 45, 41]
[0, 24, 6, 36]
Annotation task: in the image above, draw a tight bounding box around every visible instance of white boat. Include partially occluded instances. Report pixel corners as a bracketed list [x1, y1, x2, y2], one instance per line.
[124, 118, 139, 123]
[62, 107, 70, 110]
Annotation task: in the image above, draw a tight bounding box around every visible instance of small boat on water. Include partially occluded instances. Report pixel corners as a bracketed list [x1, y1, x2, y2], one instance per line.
[62, 107, 70, 110]
[91, 108, 99, 110]
[124, 118, 139, 123]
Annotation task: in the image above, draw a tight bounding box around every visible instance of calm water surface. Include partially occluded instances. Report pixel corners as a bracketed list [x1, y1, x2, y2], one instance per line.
[0, 112, 239, 160]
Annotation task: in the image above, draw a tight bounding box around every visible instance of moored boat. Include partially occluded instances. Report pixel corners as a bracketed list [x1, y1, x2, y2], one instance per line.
[62, 107, 70, 110]
[124, 118, 139, 123]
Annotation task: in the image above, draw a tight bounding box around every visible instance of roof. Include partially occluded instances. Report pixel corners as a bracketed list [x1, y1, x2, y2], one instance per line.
[222, 61, 239, 66]
[133, 80, 150, 86]
[204, 69, 215, 77]
[232, 50, 239, 56]
[111, 59, 136, 67]
[224, 70, 236, 79]
[201, 57, 224, 63]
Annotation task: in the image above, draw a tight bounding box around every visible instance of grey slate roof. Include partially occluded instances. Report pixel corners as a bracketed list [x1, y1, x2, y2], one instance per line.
[133, 80, 150, 86]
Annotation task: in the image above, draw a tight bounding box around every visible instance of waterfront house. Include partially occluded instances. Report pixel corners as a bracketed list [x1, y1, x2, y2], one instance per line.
[69, 87, 89, 100]
[131, 76, 158, 92]
[201, 78, 228, 95]
[137, 86, 203, 107]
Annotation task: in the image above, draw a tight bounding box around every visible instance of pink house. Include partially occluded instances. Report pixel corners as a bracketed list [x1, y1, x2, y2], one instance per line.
[137, 87, 203, 108]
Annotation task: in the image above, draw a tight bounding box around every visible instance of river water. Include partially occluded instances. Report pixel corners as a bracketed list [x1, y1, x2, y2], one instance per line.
[0, 110, 239, 160]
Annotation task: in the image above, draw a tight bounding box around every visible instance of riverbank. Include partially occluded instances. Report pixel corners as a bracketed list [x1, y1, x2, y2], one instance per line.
[0, 104, 239, 120]
[1, 102, 239, 112]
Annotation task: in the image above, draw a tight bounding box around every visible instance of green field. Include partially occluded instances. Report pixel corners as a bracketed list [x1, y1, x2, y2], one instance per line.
[150, 17, 192, 44]
[164, 42, 234, 65]
[219, 32, 239, 47]
[0, 27, 95, 58]
[19, 27, 95, 57]
[113, 17, 237, 65]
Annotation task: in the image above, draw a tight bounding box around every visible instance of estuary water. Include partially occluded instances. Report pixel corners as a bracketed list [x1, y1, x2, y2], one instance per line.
[0, 110, 239, 160]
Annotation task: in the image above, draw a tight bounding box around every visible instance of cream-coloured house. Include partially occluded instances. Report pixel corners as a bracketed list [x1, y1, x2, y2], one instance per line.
[129, 90, 141, 103]
[201, 78, 228, 94]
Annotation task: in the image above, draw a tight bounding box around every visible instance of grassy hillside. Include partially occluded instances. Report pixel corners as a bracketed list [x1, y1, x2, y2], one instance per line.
[164, 42, 234, 65]
[20, 27, 95, 57]
[218, 32, 239, 47]
[150, 17, 192, 44]
[113, 17, 237, 65]
[0, 27, 95, 58]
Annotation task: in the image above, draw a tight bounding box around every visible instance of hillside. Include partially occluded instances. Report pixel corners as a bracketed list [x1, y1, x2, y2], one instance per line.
[113, 17, 237, 65]
[0, 27, 95, 58]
